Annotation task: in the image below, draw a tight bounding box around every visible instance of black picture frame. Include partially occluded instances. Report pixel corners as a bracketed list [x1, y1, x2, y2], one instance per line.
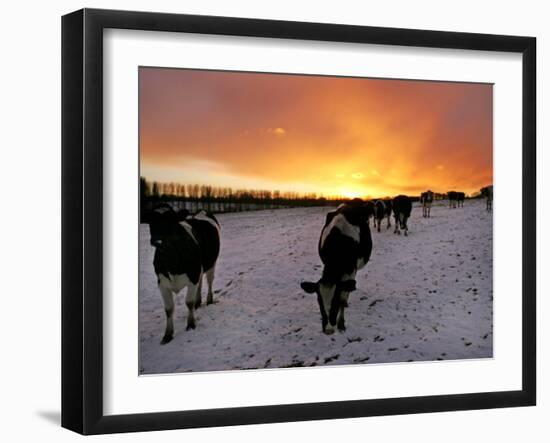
[62, 8, 536, 435]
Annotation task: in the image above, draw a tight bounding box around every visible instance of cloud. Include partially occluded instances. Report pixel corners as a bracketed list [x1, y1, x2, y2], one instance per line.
[269, 127, 286, 136]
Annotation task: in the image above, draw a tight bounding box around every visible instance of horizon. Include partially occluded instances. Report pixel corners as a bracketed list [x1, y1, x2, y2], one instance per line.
[140, 176, 491, 201]
[140, 68, 493, 197]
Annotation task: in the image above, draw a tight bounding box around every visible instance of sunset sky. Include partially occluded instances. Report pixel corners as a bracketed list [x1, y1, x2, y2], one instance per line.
[139, 68, 493, 198]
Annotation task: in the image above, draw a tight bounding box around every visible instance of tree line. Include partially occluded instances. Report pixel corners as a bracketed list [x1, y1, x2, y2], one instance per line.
[140, 177, 346, 220]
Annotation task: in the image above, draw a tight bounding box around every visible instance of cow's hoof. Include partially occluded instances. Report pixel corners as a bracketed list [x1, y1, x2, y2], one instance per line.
[160, 334, 173, 345]
[206, 297, 214, 305]
[186, 321, 196, 331]
[337, 323, 346, 332]
[194, 300, 202, 309]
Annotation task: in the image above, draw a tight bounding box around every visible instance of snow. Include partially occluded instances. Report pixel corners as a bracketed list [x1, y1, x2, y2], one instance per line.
[139, 199, 493, 374]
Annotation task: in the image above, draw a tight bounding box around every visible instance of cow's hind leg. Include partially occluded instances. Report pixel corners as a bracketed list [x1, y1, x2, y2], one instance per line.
[194, 275, 203, 309]
[337, 292, 350, 331]
[205, 265, 216, 305]
[185, 278, 201, 330]
[336, 307, 346, 331]
[159, 285, 175, 344]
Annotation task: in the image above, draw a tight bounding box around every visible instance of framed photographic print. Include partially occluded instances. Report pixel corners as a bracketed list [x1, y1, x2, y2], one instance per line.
[61, 8, 536, 435]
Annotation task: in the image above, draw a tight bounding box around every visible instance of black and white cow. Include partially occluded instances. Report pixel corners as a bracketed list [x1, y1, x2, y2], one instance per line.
[456, 192, 465, 207]
[373, 200, 385, 232]
[420, 190, 434, 218]
[148, 204, 221, 344]
[393, 195, 412, 236]
[447, 191, 458, 209]
[300, 200, 373, 334]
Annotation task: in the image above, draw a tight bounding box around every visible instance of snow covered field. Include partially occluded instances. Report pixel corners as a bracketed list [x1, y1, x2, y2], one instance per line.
[139, 199, 493, 374]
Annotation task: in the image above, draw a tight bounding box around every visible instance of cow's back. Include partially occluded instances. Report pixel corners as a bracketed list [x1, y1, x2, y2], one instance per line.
[319, 206, 372, 281]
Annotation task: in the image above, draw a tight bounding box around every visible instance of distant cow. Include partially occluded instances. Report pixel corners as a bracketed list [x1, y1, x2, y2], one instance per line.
[420, 190, 434, 218]
[447, 191, 458, 209]
[456, 192, 465, 207]
[482, 185, 493, 212]
[373, 200, 385, 232]
[364, 200, 375, 228]
[300, 200, 373, 334]
[147, 205, 221, 344]
[393, 195, 413, 236]
[383, 199, 393, 229]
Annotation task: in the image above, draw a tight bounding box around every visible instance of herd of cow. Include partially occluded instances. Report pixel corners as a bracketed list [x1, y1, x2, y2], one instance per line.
[146, 188, 493, 343]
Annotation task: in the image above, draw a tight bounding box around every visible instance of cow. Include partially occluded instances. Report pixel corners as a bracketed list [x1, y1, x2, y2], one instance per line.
[365, 200, 375, 228]
[456, 192, 465, 207]
[482, 185, 493, 212]
[420, 190, 434, 218]
[147, 204, 221, 344]
[373, 200, 385, 232]
[300, 200, 373, 334]
[383, 199, 393, 229]
[447, 191, 458, 209]
[393, 195, 412, 236]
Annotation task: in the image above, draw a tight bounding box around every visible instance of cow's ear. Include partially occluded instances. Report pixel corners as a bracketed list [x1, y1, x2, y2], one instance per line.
[339, 279, 357, 292]
[300, 281, 319, 294]
[177, 209, 189, 221]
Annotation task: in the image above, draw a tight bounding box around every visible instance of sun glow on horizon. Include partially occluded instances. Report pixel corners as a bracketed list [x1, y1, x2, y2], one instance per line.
[340, 190, 363, 199]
